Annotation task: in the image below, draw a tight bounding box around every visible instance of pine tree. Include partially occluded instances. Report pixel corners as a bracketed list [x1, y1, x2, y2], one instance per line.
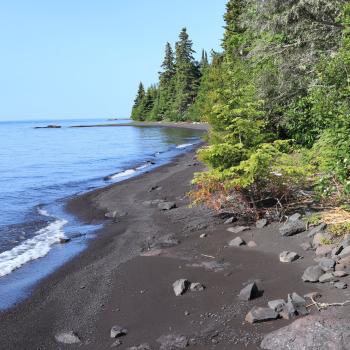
[172, 28, 201, 120]
[131, 82, 145, 120]
[199, 49, 209, 72]
[157, 42, 176, 119]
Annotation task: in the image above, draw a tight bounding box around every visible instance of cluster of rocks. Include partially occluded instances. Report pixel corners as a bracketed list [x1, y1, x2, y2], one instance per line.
[173, 279, 205, 296]
[245, 292, 310, 324]
[228, 236, 257, 248]
[276, 212, 350, 290]
[299, 222, 350, 289]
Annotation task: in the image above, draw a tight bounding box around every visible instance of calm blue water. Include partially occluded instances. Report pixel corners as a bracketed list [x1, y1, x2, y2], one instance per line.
[0, 118, 203, 308]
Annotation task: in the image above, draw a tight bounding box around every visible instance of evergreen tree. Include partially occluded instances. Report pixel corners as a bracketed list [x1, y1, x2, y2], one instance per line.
[157, 42, 176, 119]
[199, 49, 209, 71]
[172, 28, 201, 120]
[131, 82, 146, 120]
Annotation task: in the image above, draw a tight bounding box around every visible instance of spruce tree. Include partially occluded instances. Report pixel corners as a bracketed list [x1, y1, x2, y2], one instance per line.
[172, 28, 201, 120]
[157, 42, 176, 119]
[131, 82, 145, 120]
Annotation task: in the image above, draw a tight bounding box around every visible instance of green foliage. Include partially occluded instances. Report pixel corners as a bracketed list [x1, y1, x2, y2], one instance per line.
[329, 222, 350, 237]
[132, 1, 350, 212]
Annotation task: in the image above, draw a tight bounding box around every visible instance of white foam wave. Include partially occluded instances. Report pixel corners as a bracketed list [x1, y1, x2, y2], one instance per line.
[38, 208, 50, 217]
[136, 163, 152, 170]
[0, 219, 68, 277]
[176, 143, 193, 149]
[110, 169, 136, 179]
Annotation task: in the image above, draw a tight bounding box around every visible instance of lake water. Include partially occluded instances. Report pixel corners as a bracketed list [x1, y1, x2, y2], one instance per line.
[0, 118, 203, 308]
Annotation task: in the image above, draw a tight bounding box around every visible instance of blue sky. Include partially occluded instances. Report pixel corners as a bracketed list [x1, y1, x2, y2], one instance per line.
[0, 0, 227, 121]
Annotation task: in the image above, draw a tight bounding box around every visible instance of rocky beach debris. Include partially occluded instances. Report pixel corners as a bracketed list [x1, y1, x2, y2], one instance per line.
[261, 314, 350, 350]
[302, 265, 324, 282]
[245, 307, 278, 324]
[172, 279, 190, 296]
[238, 281, 262, 301]
[279, 251, 300, 263]
[190, 282, 205, 292]
[279, 219, 306, 237]
[55, 331, 81, 344]
[228, 236, 246, 247]
[157, 334, 188, 350]
[158, 201, 177, 211]
[110, 325, 128, 338]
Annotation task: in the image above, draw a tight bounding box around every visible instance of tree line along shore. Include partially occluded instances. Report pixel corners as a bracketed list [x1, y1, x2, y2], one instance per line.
[131, 0, 350, 234]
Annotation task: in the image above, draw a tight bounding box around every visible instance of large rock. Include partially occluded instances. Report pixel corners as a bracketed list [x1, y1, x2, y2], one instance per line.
[268, 299, 286, 312]
[157, 334, 188, 350]
[261, 314, 350, 349]
[110, 325, 128, 338]
[158, 202, 176, 211]
[55, 331, 81, 344]
[319, 272, 335, 283]
[307, 223, 327, 238]
[172, 279, 190, 296]
[279, 251, 300, 263]
[288, 213, 302, 222]
[318, 257, 336, 272]
[279, 220, 306, 237]
[302, 266, 323, 282]
[315, 245, 334, 257]
[238, 281, 261, 301]
[287, 293, 308, 316]
[228, 237, 246, 247]
[338, 246, 350, 258]
[227, 226, 250, 234]
[245, 307, 278, 324]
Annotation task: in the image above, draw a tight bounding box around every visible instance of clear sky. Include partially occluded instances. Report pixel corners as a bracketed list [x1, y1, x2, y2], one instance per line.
[0, 0, 227, 121]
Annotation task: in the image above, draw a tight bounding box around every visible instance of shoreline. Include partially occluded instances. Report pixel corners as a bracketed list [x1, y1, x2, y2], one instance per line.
[1, 124, 349, 348]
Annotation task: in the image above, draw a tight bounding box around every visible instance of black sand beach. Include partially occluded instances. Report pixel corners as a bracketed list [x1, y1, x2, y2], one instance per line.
[1, 126, 350, 349]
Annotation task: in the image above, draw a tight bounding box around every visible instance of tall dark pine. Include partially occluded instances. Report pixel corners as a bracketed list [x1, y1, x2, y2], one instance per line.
[172, 28, 201, 119]
[200, 49, 209, 71]
[156, 42, 176, 119]
[131, 82, 145, 120]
